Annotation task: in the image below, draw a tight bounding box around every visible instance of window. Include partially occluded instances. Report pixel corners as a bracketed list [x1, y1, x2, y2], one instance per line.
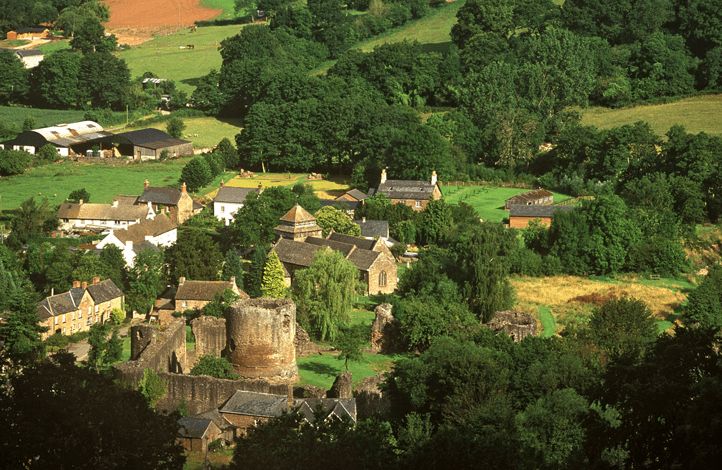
[87, 318, 91, 326]
[400, 200, 406, 205]
[72, 312, 75, 320]
[182, 301, 188, 308]
[107, 301, 110, 308]
[62, 314, 66, 323]
[415, 201, 422, 208]
[95, 305, 99, 313]
[379, 271, 387, 287]
[63, 328, 66, 334]
[88, 306, 91, 315]
[221, 205, 225, 213]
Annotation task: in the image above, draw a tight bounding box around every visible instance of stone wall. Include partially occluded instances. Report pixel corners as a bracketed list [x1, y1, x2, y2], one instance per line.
[294, 322, 330, 358]
[353, 373, 391, 420]
[192, 316, 227, 358]
[226, 298, 298, 380]
[486, 310, 538, 342]
[367, 255, 398, 295]
[113, 319, 187, 387]
[156, 373, 292, 415]
[367, 303, 403, 354]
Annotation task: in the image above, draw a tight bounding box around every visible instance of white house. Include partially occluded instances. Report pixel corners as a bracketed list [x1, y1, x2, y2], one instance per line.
[95, 214, 177, 267]
[57, 198, 154, 231]
[213, 182, 262, 226]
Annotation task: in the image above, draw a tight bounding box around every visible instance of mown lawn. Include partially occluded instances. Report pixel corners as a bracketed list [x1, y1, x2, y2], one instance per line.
[118, 24, 244, 95]
[580, 94, 722, 137]
[297, 351, 400, 390]
[441, 185, 573, 222]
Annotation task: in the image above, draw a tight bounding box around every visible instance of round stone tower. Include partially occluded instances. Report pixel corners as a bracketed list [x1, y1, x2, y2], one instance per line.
[225, 298, 298, 380]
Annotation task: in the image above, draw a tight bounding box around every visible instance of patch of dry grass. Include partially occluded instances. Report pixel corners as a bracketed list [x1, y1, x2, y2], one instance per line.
[511, 275, 687, 333]
[198, 173, 351, 200]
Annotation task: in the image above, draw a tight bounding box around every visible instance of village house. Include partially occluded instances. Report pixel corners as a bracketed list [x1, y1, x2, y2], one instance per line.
[270, 206, 398, 294]
[376, 169, 442, 211]
[37, 278, 124, 339]
[153, 278, 248, 323]
[213, 182, 262, 226]
[0, 48, 44, 68]
[508, 205, 577, 229]
[219, 391, 356, 437]
[352, 218, 397, 246]
[56, 198, 154, 231]
[504, 189, 554, 211]
[136, 180, 199, 224]
[177, 417, 223, 453]
[334, 189, 370, 204]
[95, 214, 177, 267]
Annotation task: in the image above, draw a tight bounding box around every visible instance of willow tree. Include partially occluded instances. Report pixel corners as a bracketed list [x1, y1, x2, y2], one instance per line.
[292, 248, 362, 342]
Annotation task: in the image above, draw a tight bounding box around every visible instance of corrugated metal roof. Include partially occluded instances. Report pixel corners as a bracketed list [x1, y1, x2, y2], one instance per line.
[33, 121, 103, 141]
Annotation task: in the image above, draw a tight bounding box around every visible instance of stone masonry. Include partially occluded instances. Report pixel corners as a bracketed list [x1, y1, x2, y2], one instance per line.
[191, 316, 227, 358]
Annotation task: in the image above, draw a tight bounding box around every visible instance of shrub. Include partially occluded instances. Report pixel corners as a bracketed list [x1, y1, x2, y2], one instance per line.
[190, 355, 239, 380]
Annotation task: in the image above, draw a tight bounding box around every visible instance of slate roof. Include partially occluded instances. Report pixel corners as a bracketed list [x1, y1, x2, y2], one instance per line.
[85, 279, 124, 304]
[11, 49, 44, 57]
[505, 189, 553, 207]
[57, 203, 150, 222]
[195, 409, 234, 431]
[347, 249, 380, 271]
[352, 220, 389, 238]
[37, 288, 86, 319]
[114, 195, 139, 206]
[177, 418, 213, 439]
[110, 214, 176, 244]
[319, 199, 358, 211]
[327, 232, 377, 251]
[305, 237, 357, 256]
[335, 189, 368, 202]
[271, 237, 380, 272]
[113, 128, 179, 146]
[11, 28, 48, 34]
[137, 187, 182, 205]
[220, 391, 288, 418]
[378, 180, 437, 200]
[271, 239, 324, 268]
[293, 398, 357, 424]
[214, 186, 259, 204]
[509, 205, 578, 218]
[175, 280, 248, 302]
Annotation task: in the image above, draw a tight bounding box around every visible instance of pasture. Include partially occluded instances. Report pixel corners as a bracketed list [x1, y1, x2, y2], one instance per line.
[441, 185, 573, 222]
[580, 94, 722, 137]
[116, 115, 243, 148]
[0, 158, 191, 210]
[0, 106, 105, 129]
[118, 24, 243, 94]
[511, 275, 692, 336]
[199, 0, 237, 19]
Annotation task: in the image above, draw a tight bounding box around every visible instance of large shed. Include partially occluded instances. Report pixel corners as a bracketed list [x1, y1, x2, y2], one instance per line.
[6, 28, 50, 40]
[0, 121, 108, 156]
[504, 189, 554, 211]
[92, 128, 193, 160]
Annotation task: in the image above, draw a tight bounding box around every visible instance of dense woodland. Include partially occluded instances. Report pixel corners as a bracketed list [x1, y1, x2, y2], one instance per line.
[3, 0, 722, 468]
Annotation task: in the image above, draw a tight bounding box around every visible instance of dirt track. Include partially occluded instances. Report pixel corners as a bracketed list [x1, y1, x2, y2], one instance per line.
[104, 0, 221, 28]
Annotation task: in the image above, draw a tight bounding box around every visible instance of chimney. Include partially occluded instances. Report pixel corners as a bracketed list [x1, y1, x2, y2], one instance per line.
[181, 182, 187, 193]
[362, 217, 366, 222]
[380, 169, 387, 184]
[51, 287, 54, 296]
[258, 183, 263, 194]
[81, 281, 87, 289]
[73, 281, 81, 288]
[126, 240, 133, 250]
[431, 170, 437, 186]
[230, 276, 236, 287]
[144, 179, 150, 189]
[179, 277, 186, 285]
[92, 277, 100, 285]
[79, 199, 83, 205]
[112, 199, 118, 207]
[220, 179, 225, 187]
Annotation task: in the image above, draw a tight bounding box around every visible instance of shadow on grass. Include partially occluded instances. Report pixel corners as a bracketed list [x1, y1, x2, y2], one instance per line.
[298, 360, 341, 377]
[180, 77, 201, 87]
[420, 41, 452, 54]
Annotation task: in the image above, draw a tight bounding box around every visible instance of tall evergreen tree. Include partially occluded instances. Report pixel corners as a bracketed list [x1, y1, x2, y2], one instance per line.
[221, 249, 245, 291]
[244, 246, 268, 298]
[261, 251, 286, 298]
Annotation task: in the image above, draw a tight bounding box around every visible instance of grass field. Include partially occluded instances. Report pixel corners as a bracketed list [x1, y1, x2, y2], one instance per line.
[441, 185, 573, 222]
[511, 274, 691, 336]
[0, 158, 192, 210]
[199, 0, 237, 20]
[0, 106, 101, 129]
[297, 351, 400, 390]
[37, 40, 72, 53]
[581, 94, 722, 137]
[118, 24, 243, 94]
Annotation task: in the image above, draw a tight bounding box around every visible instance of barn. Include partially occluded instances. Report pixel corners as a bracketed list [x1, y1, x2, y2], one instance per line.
[508, 205, 577, 229]
[505, 189, 554, 211]
[90, 128, 193, 160]
[0, 121, 110, 156]
[6, 28, 50, 40]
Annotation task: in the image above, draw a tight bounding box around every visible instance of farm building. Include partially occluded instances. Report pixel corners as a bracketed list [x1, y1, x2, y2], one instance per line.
[88, 128, 193, 160]
[508, 205, 577, 229]
[377, 169, 442, 211]
[0, 121, 110, 156]
[504, 189, 553, 210]
[0, 48, 44, 67]
[6, 28, 50, 40]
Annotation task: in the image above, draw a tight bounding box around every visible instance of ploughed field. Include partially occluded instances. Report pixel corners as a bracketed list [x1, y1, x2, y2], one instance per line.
[104, 0, 221, 28]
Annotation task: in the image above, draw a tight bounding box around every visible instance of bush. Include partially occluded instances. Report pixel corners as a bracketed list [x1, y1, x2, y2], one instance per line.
[166, 117, 186, 139]
[390, 243, 406, 260]
[46, 333, 70, 349]
[190, 355, 239, 380]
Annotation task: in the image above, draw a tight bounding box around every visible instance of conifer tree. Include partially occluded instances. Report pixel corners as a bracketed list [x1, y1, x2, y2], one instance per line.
[221, 249, 245, 291]
[261, 251, 286, 298]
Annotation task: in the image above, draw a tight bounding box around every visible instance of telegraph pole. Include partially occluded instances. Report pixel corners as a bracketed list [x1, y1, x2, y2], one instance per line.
[178, 3, 181, 28]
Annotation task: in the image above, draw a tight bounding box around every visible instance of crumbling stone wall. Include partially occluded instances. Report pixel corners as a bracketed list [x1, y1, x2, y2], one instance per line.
[486, 310, 537, 342]
[367, 303, 403, 354]
[294, 322, 330, 358]
[156, 374, 292, 415]
[192, 316, 226, 358]
[226, 298, 298, 380]
[353, 372, 391, 420]
[113, 319, 187, 386]
[327, 371, 353, 399]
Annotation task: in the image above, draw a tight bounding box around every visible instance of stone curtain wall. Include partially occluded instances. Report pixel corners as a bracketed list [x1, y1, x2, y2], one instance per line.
[113, 319, 187, 387]
[191, 316, 227, 358]
[156, 374, 292, 415]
